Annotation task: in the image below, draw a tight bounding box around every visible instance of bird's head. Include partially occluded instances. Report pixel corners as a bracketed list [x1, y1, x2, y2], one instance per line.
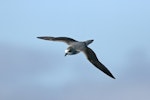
[65, 47, 73, 56]
[65, 47, 80, 56]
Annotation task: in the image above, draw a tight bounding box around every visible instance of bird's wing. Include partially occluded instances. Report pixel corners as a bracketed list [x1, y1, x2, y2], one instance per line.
[83, 47, 115, 79]
[37, 36, 78, 45]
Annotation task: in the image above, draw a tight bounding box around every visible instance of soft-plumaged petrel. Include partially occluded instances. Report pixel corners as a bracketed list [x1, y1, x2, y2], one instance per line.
[37, 36, 115, 79]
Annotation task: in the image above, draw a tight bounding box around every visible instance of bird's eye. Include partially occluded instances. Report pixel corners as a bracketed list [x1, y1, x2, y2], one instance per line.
[68, 49, 72, 52]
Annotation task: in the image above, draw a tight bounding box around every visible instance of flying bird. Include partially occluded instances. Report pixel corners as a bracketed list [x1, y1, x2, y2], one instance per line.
[37, 36, 115, 79]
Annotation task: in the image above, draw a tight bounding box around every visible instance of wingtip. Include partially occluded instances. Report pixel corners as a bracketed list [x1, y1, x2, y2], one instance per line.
[112, 76, 116, 79]
[109, 74, 116, 79]
[37, 36, 46, 39]
[37, 36, 54, 40]
[104, 69, 115, 79]
[37, 37, 42, 39]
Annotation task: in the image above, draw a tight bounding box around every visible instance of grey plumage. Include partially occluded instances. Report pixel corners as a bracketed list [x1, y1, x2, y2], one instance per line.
[37, 36, 115, 79]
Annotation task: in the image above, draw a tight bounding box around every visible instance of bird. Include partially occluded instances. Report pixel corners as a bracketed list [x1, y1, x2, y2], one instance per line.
[37, 36, 115, 79]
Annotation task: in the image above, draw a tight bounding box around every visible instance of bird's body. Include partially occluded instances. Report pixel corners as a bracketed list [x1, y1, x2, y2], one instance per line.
[67, 40, 93, 51]
[37, 36, 115, 79]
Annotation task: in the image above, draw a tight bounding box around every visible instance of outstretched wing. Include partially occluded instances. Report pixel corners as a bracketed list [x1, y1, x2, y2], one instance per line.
[37, 36, 78, 45]
[83, 47, 115, 79]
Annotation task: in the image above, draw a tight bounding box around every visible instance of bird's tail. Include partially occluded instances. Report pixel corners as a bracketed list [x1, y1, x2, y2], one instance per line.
[85, 40, 94, 46]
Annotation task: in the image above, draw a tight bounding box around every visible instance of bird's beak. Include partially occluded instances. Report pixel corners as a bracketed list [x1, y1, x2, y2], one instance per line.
[65, 53, 68, 56]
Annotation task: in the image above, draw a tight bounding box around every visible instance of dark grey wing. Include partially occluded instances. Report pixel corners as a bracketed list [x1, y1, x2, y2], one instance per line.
[37, 36, 78, 45]
[83, 47, 115, 79]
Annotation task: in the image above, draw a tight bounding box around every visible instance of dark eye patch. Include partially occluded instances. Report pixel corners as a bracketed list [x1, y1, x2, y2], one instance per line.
[68, 49, 72, 52]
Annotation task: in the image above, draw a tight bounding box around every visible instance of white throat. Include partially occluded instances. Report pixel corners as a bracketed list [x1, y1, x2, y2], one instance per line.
[65, 49, 69, 53]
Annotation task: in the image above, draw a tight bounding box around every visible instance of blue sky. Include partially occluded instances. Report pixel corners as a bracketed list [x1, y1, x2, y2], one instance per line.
[0, 0, 150, 100]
